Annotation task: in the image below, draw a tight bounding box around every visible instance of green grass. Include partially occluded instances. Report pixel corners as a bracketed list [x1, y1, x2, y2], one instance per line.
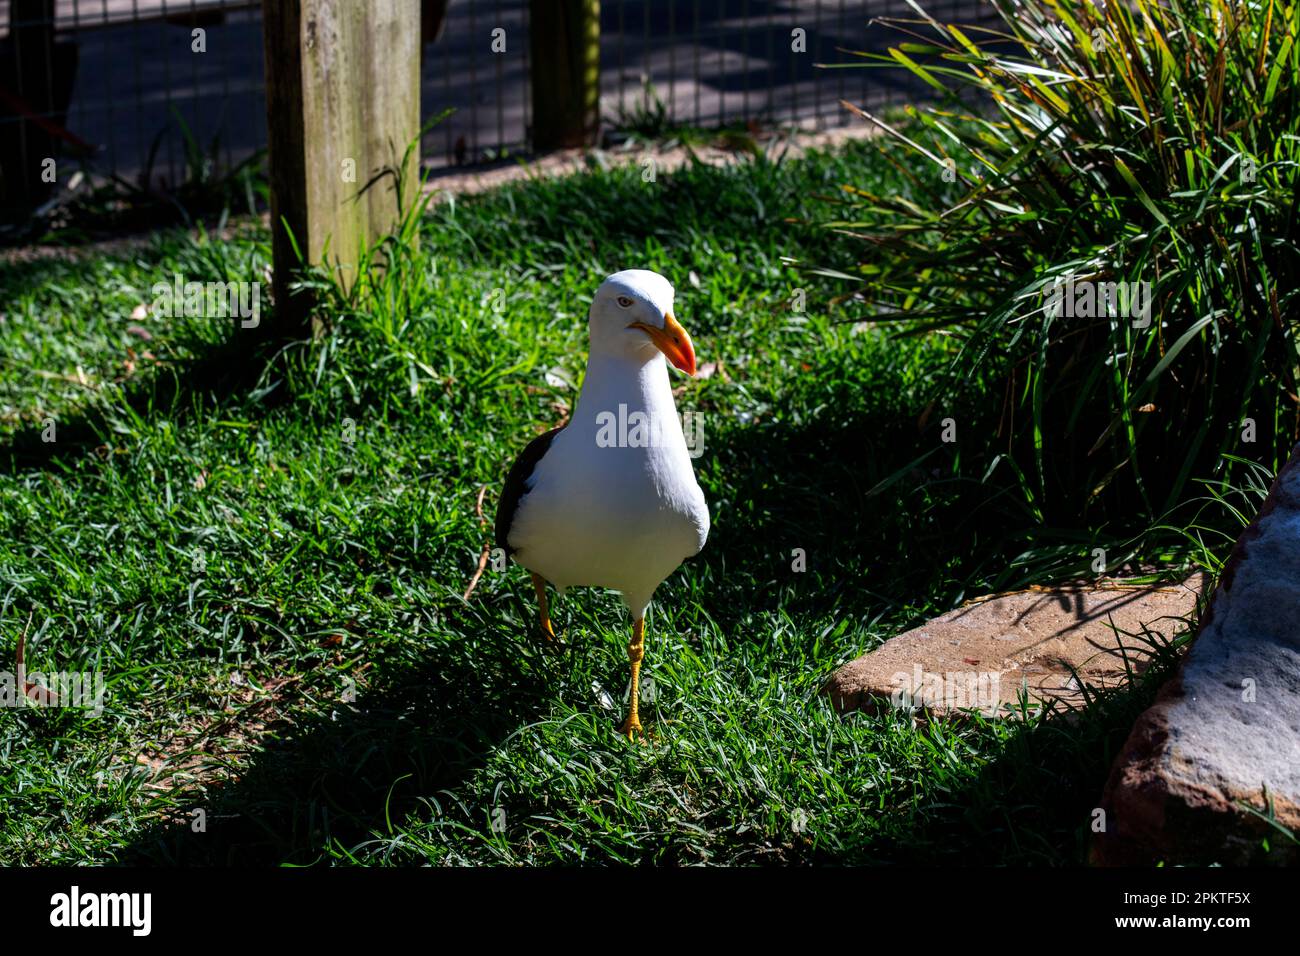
[0, 140, 1228, 865]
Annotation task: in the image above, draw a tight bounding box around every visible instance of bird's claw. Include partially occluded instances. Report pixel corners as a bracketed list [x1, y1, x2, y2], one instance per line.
[618, 715, 644, 740]
[537, 618, 558, 645]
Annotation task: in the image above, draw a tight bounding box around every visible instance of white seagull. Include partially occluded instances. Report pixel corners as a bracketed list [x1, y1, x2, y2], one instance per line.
[495, 270, 710, 738]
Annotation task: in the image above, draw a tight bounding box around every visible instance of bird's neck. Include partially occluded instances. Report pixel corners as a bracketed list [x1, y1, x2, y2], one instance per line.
[571, 351, 682, 443]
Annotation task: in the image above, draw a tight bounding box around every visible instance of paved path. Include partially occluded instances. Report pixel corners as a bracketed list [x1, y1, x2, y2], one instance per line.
[3, 1, 995, 185]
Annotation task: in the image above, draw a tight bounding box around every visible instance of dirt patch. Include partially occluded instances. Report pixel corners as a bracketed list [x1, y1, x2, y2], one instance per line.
[2, 122, 882, 267]
[132, 671, 308, 799]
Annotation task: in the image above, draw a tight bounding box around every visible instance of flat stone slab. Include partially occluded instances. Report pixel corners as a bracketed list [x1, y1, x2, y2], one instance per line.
[1095, 446, 1300, 865]
[825, 579, 1204, 717]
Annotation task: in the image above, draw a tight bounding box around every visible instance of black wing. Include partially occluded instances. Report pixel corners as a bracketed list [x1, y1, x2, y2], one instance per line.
[495, 425, 565, 554]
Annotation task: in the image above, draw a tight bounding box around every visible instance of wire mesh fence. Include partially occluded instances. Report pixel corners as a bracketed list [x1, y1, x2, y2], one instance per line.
[0, 0, 264, 219]
[424, 0, 1000, 169]
[0, 0, 999, 217]
[601, 1, 989, 134]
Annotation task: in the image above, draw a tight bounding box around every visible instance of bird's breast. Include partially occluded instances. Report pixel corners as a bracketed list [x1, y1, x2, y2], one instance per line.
[508, 433, 708, 593]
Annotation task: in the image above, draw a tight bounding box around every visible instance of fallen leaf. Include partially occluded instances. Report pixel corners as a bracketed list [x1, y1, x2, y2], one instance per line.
[544, 367, 575, 390]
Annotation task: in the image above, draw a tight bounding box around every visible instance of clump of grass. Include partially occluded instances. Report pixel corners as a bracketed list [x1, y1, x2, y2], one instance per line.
[824, 0, 1300, 530]
[612, 78, 671, 139]
[2, 107, 267, 247]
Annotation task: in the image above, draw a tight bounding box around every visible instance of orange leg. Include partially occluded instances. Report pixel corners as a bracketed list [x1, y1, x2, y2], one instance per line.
[618, 617, 645, 739]
[530, 572, 555, 641]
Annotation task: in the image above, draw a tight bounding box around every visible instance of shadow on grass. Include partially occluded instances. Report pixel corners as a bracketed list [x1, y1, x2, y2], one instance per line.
[0, 324, 296, 477]
[672, 395, 1201, 865]
[115, 599, 562, 865]
[689, 388, 1045, 637]
[819, 656, 1185, 866]
[116, 640, 1174, 866]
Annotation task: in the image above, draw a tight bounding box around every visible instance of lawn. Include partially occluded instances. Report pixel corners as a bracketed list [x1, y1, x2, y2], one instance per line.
[0, 139, 1212, 865]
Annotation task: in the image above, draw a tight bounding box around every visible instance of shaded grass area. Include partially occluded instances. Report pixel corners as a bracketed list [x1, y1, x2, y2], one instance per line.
[0, 142, 1220, 865]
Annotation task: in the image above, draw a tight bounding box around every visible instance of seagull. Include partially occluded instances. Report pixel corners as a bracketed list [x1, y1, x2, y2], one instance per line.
[495, 270, 710, 738]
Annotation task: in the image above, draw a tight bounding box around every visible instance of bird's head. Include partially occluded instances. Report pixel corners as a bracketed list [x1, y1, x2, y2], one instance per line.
[589, 269, 696, 376]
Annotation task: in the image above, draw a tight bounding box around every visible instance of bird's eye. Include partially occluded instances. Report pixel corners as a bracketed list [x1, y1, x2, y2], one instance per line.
[616, 295, 634, 308]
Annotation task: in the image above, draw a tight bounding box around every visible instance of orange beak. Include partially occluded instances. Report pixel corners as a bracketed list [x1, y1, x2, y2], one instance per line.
[630, 312, 697, 376]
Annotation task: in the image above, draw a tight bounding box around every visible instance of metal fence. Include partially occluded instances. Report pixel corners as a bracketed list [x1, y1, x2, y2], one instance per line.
[0, 1, 999, 214]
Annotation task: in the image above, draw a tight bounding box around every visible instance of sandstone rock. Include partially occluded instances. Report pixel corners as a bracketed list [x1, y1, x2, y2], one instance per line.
[1094, 446, 1300, 865]
[824, 578, 1204, 718]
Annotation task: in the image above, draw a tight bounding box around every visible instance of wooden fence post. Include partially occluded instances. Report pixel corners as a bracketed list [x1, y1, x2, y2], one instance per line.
[530, 0, 601, 151]
[262, 0, 421, 335]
